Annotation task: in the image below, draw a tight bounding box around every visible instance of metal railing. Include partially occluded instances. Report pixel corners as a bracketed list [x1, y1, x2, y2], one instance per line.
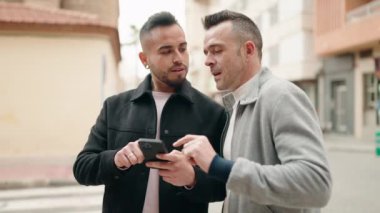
[346, 0, 380, 22]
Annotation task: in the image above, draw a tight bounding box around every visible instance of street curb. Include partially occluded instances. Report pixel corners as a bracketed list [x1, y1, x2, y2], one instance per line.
[325, 144, 375, 154]
[323, 134, 376, 154]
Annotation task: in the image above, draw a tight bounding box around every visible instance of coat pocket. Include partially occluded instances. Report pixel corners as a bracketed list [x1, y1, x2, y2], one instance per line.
[108, 128, 146, 149]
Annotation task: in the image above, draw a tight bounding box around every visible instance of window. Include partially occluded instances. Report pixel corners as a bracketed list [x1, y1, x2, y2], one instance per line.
[364, 73, 375, 110]
[359, 49, 373, 58]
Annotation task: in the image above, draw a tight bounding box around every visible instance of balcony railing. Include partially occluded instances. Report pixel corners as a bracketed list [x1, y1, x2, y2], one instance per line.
[346, 0, 380, 22]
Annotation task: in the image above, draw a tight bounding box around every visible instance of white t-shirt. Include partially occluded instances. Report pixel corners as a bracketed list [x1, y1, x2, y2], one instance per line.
[142, 91, 172, 213]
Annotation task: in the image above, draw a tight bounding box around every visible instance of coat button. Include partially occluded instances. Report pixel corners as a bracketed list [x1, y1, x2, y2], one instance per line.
[164, 130, 169, 134]
[114, 175, 120, 179]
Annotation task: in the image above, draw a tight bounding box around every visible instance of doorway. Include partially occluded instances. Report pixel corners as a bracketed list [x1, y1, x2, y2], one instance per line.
[331, 80, 348, 133]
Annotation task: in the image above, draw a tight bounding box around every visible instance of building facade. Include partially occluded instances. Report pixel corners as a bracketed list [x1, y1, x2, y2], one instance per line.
[314, 0, 380, 140]
[186, 0, 320, 106]
[0, 0, 122, 157]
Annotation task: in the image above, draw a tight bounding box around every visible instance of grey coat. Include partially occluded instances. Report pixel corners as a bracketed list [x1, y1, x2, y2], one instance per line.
[224, 68, 332, 213]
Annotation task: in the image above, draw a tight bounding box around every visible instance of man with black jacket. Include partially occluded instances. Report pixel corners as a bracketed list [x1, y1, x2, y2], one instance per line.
[73, 12, 226, 213]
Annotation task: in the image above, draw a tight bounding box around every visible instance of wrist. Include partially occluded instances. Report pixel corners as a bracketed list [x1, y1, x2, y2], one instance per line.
[184, 167, 196, 190]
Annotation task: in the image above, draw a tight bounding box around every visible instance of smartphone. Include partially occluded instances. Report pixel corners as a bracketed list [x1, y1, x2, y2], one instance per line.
[138, 138, 168, 162]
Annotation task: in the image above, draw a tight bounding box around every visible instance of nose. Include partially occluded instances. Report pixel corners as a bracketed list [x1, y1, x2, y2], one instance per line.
[204, 54, 215, 67]
[173, 50, 183, 64]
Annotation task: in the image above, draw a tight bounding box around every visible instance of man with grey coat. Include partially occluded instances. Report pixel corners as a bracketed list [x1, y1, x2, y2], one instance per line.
[174, 10, 332, 213]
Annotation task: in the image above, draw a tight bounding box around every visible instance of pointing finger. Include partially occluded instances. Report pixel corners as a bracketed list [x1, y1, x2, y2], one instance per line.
[173, 135, 198, 147]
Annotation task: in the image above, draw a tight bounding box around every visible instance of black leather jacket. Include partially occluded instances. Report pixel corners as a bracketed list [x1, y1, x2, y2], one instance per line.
[73, 75, 227, 213]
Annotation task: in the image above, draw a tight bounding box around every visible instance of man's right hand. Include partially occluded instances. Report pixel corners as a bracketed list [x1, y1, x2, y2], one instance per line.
[173, 135, 217, 173]
[114, 141, 144, 170]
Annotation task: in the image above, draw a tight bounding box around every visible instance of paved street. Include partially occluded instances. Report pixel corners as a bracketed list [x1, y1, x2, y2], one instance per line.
[0, 185, 103, 213]
[0, 184, 223, 213]
[322, 149, 380, 213]
[0, 138, 379, 213]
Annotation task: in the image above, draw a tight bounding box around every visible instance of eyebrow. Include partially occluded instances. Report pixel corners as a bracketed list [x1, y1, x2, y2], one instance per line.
[158, 45, 172, 51]
[158, 42, 187, 51]
[203, 44, 223, 54]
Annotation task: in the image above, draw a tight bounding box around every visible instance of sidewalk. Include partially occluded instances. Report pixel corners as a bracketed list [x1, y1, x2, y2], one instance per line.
[323, 133, 375, 153]
[0, 133, 377, 190]
[0, 155, 77, 190]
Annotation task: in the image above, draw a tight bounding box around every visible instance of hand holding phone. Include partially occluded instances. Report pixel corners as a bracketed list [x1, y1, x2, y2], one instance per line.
[138, 138, 168, 162]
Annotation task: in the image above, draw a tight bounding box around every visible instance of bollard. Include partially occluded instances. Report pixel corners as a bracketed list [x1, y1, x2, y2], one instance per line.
[376, 131, 380, 157]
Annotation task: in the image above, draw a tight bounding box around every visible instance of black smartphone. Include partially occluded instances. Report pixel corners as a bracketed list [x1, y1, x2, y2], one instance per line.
[138, 138, 168, 162]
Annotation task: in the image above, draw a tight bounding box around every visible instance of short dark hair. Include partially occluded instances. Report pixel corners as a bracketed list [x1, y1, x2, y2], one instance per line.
[139, 12, 180, 41]
[203, 10, 263, 60]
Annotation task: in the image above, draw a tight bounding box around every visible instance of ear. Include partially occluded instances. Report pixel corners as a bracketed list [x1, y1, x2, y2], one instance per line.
[245, 41, 255, 56]
[138, 52, 148, 67]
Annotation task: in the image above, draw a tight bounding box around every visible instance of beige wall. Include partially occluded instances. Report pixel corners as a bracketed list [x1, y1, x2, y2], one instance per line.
[0, 34, 120, 157]
[62, 0, 119, 27]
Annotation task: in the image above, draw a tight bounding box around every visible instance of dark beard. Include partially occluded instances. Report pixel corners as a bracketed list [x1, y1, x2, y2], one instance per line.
[166, 77, 185, 89]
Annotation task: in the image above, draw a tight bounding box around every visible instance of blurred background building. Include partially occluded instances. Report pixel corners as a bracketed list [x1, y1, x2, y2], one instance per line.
[314, 0, 380, 140]
[0, 0, 122, 157]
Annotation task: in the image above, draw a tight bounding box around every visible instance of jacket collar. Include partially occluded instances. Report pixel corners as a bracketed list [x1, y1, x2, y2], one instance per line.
[234, 67, 272, 106]
[131, 74, 194, 104]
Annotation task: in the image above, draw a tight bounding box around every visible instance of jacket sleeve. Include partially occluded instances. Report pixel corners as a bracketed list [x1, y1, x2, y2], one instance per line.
[73, 99, 124, 185]
[226, 86, 332, 208]
[180, 108, 227, 202]
[180, 166, 226, 203]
